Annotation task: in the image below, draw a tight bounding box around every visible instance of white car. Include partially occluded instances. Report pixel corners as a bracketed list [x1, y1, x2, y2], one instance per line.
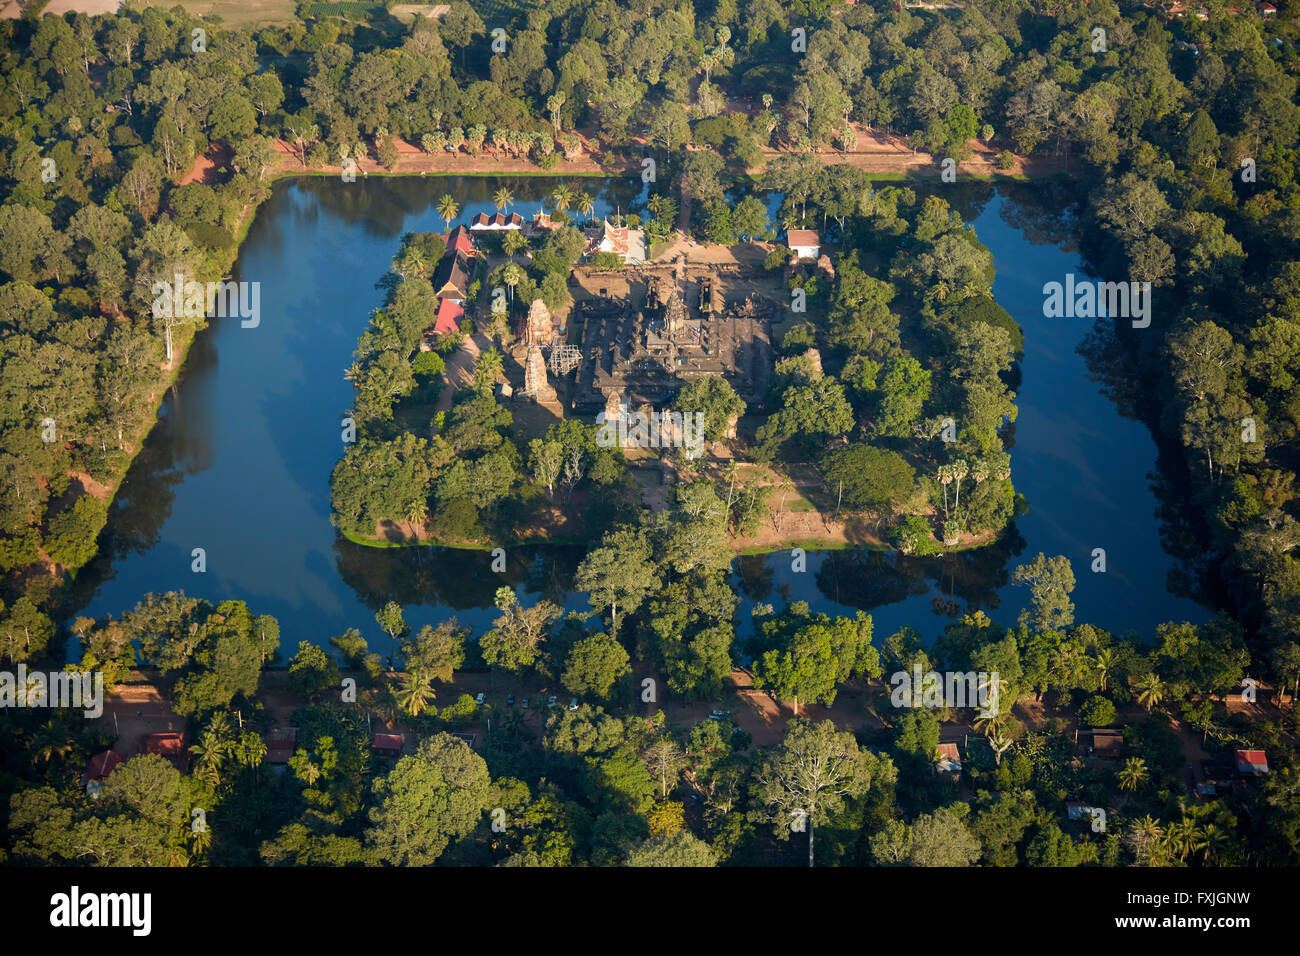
[708, 708, 729, 721]
[548, 695, 558, 708]
[568, 698, 579, 711]
[475, 692, 485, 705]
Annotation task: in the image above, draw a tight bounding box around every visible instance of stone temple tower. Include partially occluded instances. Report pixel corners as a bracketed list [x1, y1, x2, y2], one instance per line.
[520, 297, 555, 348]
[523, 345, 556, 402]
[663, 291, 686, 339]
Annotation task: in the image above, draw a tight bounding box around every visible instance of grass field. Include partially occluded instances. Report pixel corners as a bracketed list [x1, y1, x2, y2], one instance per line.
[298, 0, 386, 19]
[132, 0, 301, 27]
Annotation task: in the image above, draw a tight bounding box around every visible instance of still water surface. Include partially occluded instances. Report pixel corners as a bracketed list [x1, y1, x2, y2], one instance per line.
[65, 177, 1206, 657]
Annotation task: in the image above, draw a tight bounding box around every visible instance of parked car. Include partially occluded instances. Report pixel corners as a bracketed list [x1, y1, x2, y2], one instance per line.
[568, 698, 579, 711]
[708, 708, 729, 721]
[506, 694, 515, 706]
[547, 695, 558, 708]
[521, 697, 529, 709]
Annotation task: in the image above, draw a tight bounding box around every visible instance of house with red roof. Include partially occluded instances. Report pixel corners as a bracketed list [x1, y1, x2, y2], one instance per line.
[264, 727, 297, 765]
[371, 733, 406, 759]
[139, 732, 190, 773]
[82, 750, 122, 792]
[1236, 749, 1269, 775]
[446, 224, 476, 257]
[433, 298, 464, 335]
[935, 742, 961, 775]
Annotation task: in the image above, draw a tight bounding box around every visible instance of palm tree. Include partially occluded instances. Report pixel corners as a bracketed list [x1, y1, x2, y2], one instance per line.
[951, 458, 969, 513]
[575, 191, 595, 224]
[235, 732, 267, 770]
[297, 758, 322, 786]
[502, 229, 527, 259]
[1135, 672, 1165, 713]
[436, 194, 459, 229]
[1166, 818, 1205, 862]
[188, 821, 212, 856]
[937, 464, 953, 519]
[1117, 756, 1148, 793]
[973, 710, 1002, 737]
[190, 713, 234, 787]
[474, 347, 504, 395]
[399, 668, 436, 717]
[977, 672, 1008, 714]
[493, 187, 515, 213]
[30, 719, 75, 765]
[1200, 822, 1231, 864]
[502, 262, 524, 303]
[699, 50, 717, 84]
[404, 497, 428, 540]
[393, 245, 427, 280]
[1127, 815, 1166, 865]
[1093, 646, 1116, 692]
[550, 184, 573, 216]
[987, 727, 1014, 766]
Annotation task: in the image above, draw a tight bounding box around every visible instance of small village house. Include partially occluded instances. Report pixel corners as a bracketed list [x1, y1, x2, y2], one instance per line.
[786, 228, 820, 260]
[372, 733, 406, 759]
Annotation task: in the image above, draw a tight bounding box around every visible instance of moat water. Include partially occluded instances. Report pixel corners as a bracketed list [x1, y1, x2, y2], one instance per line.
[63, 176, 1207, 660]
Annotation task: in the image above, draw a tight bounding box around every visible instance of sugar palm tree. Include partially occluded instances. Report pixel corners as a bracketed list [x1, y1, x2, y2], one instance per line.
[1117, 756, 1148, 793]
[437, 194, 459, 229]
[575, 191, 595, 224]
[493, 187, 515, 213]
[951, 458, 969, 513]
[936, 464, 953, 519]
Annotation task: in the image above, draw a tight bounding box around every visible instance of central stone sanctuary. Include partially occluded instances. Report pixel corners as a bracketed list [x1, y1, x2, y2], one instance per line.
[563, 259, 776, 413]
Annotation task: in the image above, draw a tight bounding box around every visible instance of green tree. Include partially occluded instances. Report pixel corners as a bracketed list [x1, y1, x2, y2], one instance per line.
[751, 718, 884, 867]
[366, 734, 492, 865]
[573, 527, 659, 634]
[820, 444, 915, 514]
[562, 632, 631, 701]
[1011, 553, 1076, 632]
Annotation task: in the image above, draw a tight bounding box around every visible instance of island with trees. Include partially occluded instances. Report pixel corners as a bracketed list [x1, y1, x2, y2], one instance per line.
[2, 0, 1300, 875]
